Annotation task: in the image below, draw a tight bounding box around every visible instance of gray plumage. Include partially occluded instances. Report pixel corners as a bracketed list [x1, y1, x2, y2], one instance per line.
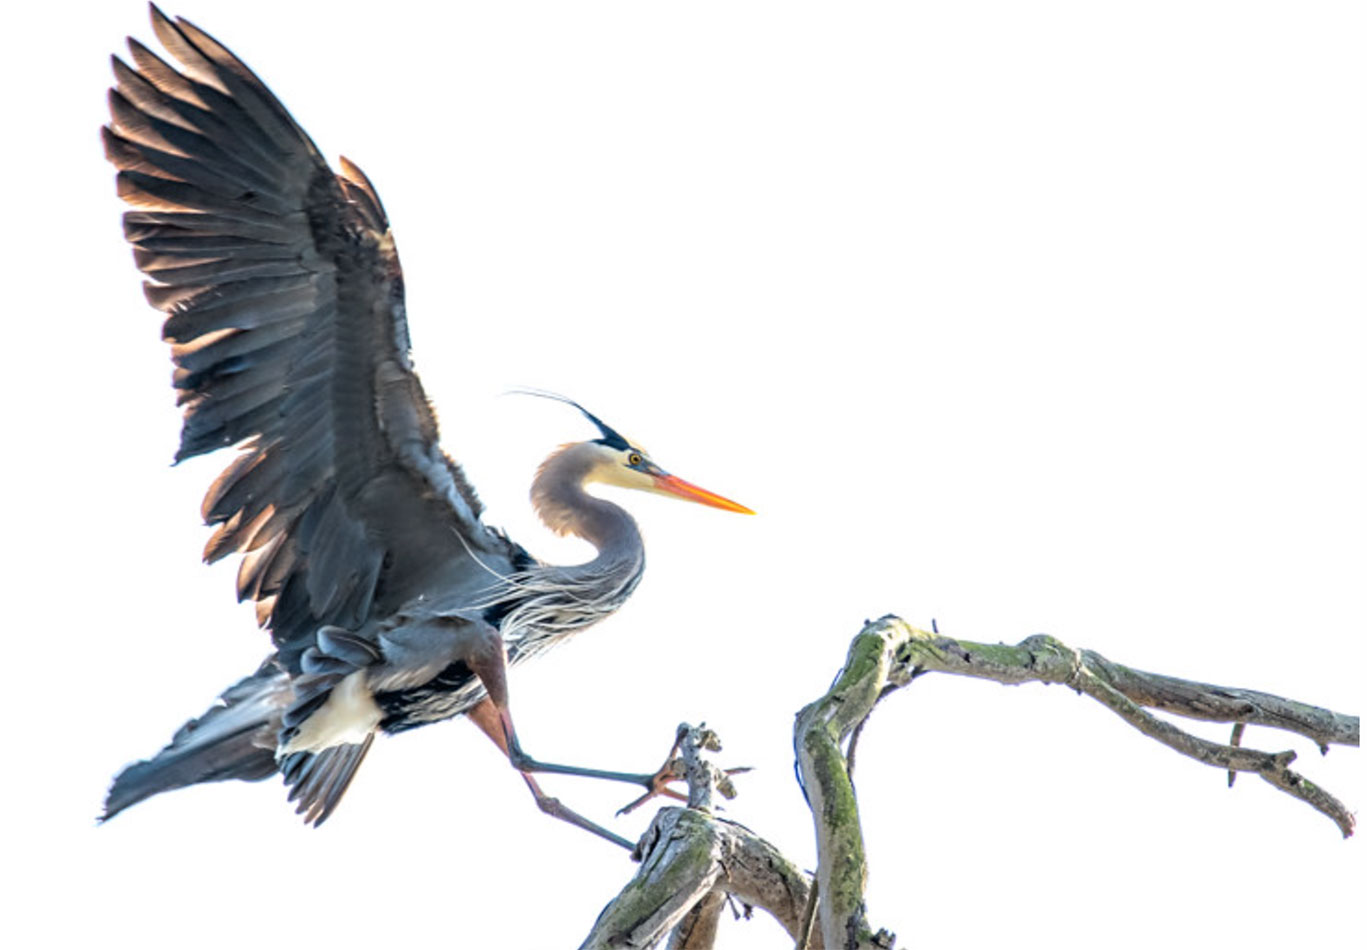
[101, 6, 749, 828]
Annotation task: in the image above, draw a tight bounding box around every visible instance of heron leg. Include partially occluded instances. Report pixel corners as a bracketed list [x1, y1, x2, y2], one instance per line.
[464, 645, 735, 825]
[470, 692, 692, 823]
[467, 698, 634, 850]
[464, 638, 662, 788]
[463, 636, 644, 848]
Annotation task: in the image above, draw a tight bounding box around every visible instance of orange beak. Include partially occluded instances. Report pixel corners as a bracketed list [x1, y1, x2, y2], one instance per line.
[652, 473, 755, 515]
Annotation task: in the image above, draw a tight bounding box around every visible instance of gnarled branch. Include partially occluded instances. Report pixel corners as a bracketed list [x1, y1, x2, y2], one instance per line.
[887, 618, 1358, 835]
[794, 624, 905, 950]
[579, 725, 813, 950]
[792, 615, 1357, 948]
[583, 619, 1357, 948]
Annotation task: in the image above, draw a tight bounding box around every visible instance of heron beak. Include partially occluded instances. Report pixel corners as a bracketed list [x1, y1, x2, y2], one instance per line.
[652, 473, 755, 515]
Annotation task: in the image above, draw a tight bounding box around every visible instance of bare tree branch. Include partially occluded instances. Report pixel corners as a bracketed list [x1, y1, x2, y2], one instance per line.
[584, 618, 1357, 948]
[579, 807, 725, 950]
[884, 617, 1358, 836]
[794, 625, 906, 950]
[790, 616, 1358, 949]
[667, 890, 726, 949]
[580, 725, 814, 950]
[905, 629, 1358, 748]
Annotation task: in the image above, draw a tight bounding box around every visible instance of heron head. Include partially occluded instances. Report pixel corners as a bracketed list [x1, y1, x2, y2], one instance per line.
[524, 391, 753, 516]
[584, 439, 754, 515]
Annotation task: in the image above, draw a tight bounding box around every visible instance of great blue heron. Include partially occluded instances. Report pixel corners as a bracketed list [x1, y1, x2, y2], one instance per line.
[99, 6, 752, 845]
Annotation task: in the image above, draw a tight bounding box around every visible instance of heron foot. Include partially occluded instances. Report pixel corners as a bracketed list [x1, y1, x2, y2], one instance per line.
[615, 759, 688, 816]
[614, 761, 753, 815]
[612, 729, 754, 816]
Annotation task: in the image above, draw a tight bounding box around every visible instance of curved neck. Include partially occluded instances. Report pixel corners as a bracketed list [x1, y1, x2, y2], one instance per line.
[531, 443, 642, 559]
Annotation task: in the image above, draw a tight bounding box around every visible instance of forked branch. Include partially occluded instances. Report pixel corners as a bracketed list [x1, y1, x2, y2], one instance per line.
[794, 616, 1357, 949]
[584, 619, 1357, 949]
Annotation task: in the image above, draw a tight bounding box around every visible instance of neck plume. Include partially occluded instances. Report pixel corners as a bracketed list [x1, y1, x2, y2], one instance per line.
[496, 442, 646, 654]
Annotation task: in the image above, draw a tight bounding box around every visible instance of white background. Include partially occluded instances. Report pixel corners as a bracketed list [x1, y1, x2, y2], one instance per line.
[2, 3, 1361, 948]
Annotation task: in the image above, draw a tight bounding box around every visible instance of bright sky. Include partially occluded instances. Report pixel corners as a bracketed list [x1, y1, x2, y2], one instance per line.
[4, 3, 1362, 948]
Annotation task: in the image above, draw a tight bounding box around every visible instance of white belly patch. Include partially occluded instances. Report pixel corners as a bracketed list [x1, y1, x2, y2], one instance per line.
[280, 670, 383, 755]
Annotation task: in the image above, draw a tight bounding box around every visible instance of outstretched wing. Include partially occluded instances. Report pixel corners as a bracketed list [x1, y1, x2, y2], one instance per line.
[105, 6, 520, 672]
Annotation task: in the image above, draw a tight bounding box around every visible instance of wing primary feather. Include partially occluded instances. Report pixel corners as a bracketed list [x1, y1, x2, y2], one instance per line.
[125, 39, 299, 174]
[235, 531, 286, 599]
[115, 47, 298, 180]
[108, 86, 289, 199]
[136, 253, 305, 288]
[171, 321, 309, 375]
[177, 362, 281, 415]
[159, 276, 319, 340]
[115, 168, 286, 223]
[176, 396, 285, 461]
[123, 37, 210, 109]
[123, 208, 296, 244]
[104, 120, 294, 215]
[128, 231, 304, 257]
[161, 10, 323, 160]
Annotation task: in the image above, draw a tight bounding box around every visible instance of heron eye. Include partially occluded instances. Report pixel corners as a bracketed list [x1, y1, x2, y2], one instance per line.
[627, 452, 643, 467]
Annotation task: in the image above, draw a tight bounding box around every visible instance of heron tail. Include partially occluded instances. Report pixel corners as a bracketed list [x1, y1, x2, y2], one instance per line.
[101, 661, 287, 822]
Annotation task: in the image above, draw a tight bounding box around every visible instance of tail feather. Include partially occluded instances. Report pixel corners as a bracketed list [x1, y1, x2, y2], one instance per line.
[281, 736, 375, 826]
[101, 663, 288, 821]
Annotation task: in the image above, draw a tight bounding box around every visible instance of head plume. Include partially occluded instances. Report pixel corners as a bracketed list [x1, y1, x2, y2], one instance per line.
[509, 389, 633, 451]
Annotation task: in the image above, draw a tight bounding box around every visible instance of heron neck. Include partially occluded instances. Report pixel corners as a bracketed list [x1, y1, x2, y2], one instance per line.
[531, 444, 643, 559]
